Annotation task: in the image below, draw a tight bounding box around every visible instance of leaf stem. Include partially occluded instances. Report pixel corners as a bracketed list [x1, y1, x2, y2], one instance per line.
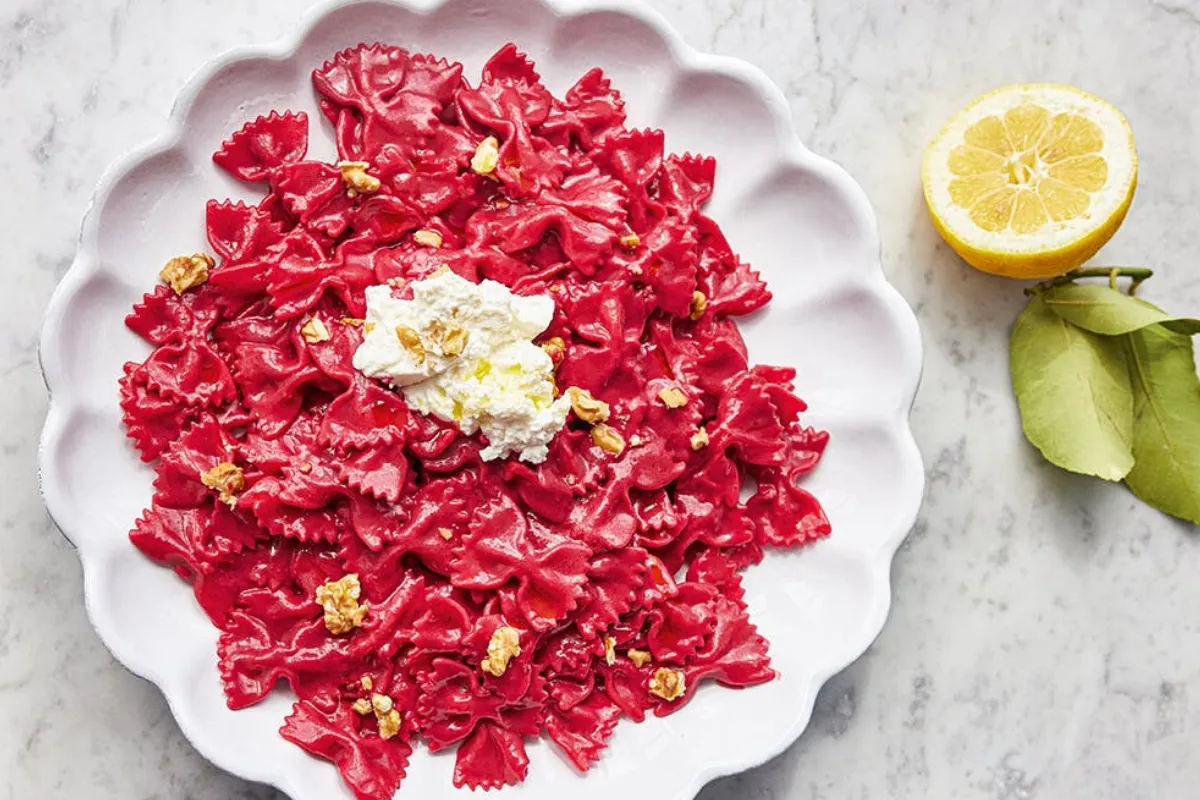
[1025, 267, 1155, 296]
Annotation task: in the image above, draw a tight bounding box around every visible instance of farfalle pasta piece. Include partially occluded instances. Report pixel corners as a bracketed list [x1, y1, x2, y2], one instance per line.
[119, 363, 204, 462]
[206, 199, 285, 264]
[313, 44, 449, 161]
[141, 339, 237, 409]
[656, 153, 717, 217]
[415, 655, 543, 751]
[452, 720, 531, 790]
[125, 284, 219, 346]
[573, 547, 652, 639]
[218, 598, 331, 708]
[645, 582, 720, 664]
[319, 376, 410, 450]
[266, 233, 374, 320]
[152, 416, 241, 509]
[671, 596, 776, 704]
[339, 438, 410, 504]
[451, 496, 592, 629]
[281, 700, 413, 800]
[456, 45, 567, 196]
[231, 340, 337, 436]
[543, 691, 622, 771]
[129, 503, 258, 578]
[538, 67, 627, 150]
[271, 161, 356, 238]
[213, 110, 310, 183]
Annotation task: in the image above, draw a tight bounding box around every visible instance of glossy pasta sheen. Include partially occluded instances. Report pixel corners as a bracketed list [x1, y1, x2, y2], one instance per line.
[119, 43, 831, 800]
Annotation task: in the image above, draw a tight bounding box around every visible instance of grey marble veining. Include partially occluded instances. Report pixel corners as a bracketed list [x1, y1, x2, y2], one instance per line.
[4, 0, 1200, 798]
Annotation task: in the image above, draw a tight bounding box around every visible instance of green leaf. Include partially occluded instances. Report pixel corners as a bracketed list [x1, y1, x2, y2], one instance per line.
[1123, 325, 1200, 524]
[1043, 283, 1200, 336]
[1011, 295, 1135, 481]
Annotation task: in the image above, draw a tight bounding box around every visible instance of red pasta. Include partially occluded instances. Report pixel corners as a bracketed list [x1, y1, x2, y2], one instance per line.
[121, 42, 830, 799]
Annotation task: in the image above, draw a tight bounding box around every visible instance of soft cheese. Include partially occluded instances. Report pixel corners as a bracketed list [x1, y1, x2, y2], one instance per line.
[352, 270, 571, 463]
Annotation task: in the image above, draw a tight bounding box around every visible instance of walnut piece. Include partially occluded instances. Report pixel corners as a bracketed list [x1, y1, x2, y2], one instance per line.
[437, 527, 454, 541]
[628, 434, 646, 448]
[315, 574, 369, 635]
[160, 253, 213, 295]
[338, 160, 382, 196]
[658, 386, 689, 409]
[619, 232, 641, 249]
[690, 427, 709, 451]
[413, 229, 443, 248]
[471, 136, 501, 175]
[395, 324, 427, 364]
[604, 636, 617, 666]
[300, 317, 331, 344]
[627, 649, 652, 668]
[481, 625, 521, 677]
[591, 423, 626, 455]
[541, 336, 566, 365]
[568, 387, 610, 424]
[341, 317, 364, 328]
[199, 462, 244, 507]
[431, 319, 469, 357]
[351, 697, 373, 715]
[371, 693, 403, 740]
[689, 290, 708, 321]
[648, 667, 686, 701]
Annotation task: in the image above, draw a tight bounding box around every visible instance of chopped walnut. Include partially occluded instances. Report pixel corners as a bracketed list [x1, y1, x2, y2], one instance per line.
[481, 625, 521, 677]
[298, 462, 313, 474]
[413, 229, 444, 248]
[658, 386, 689, 409]
[160, 253, 213, 294]
[437, 527, 454, 541]
[649, 667, 686, 701]
[627, 649, 652, 668]
[394, 324, 427, 364]
[300, 317, 331, 343]
[628, 434, 646, 448]
[471, 136, 500, 175]
[315, 574, 369, 635]
[568, 387, 610, 424]
[604, 636, 617, 666]
[341, 316, 364, 328]
[351, 697, 373, 715]
[689, 290, 708, 321]
[541, 336, 566, 365]
[431, 319, 469, 357]
[690, 427, 709, 451]
[591, 423, 625, 455]
[619, 232, 641, 249]
[371, 693, 403, 740]
[338, 160, 382, 196]
[199, 462, 244, 507]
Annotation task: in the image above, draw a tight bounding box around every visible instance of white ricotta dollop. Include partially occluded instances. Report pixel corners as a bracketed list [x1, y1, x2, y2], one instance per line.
[352, 270, 571, 464]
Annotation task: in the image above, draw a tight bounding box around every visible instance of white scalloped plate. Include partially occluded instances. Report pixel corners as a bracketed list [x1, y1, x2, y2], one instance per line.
[38, 1, 924, 798]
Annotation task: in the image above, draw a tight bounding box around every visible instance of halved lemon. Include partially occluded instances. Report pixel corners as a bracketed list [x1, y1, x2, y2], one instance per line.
[923, 83, 1137, 279]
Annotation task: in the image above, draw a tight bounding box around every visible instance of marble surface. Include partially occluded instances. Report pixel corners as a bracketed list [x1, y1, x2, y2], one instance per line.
[5, 0, 1200, 798]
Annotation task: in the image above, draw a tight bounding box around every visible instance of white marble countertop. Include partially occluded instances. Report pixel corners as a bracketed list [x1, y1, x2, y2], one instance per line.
[5, 0, 1200, 798]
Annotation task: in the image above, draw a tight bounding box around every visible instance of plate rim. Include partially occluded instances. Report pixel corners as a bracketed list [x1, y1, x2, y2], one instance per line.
[37, 0, 926, 797]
